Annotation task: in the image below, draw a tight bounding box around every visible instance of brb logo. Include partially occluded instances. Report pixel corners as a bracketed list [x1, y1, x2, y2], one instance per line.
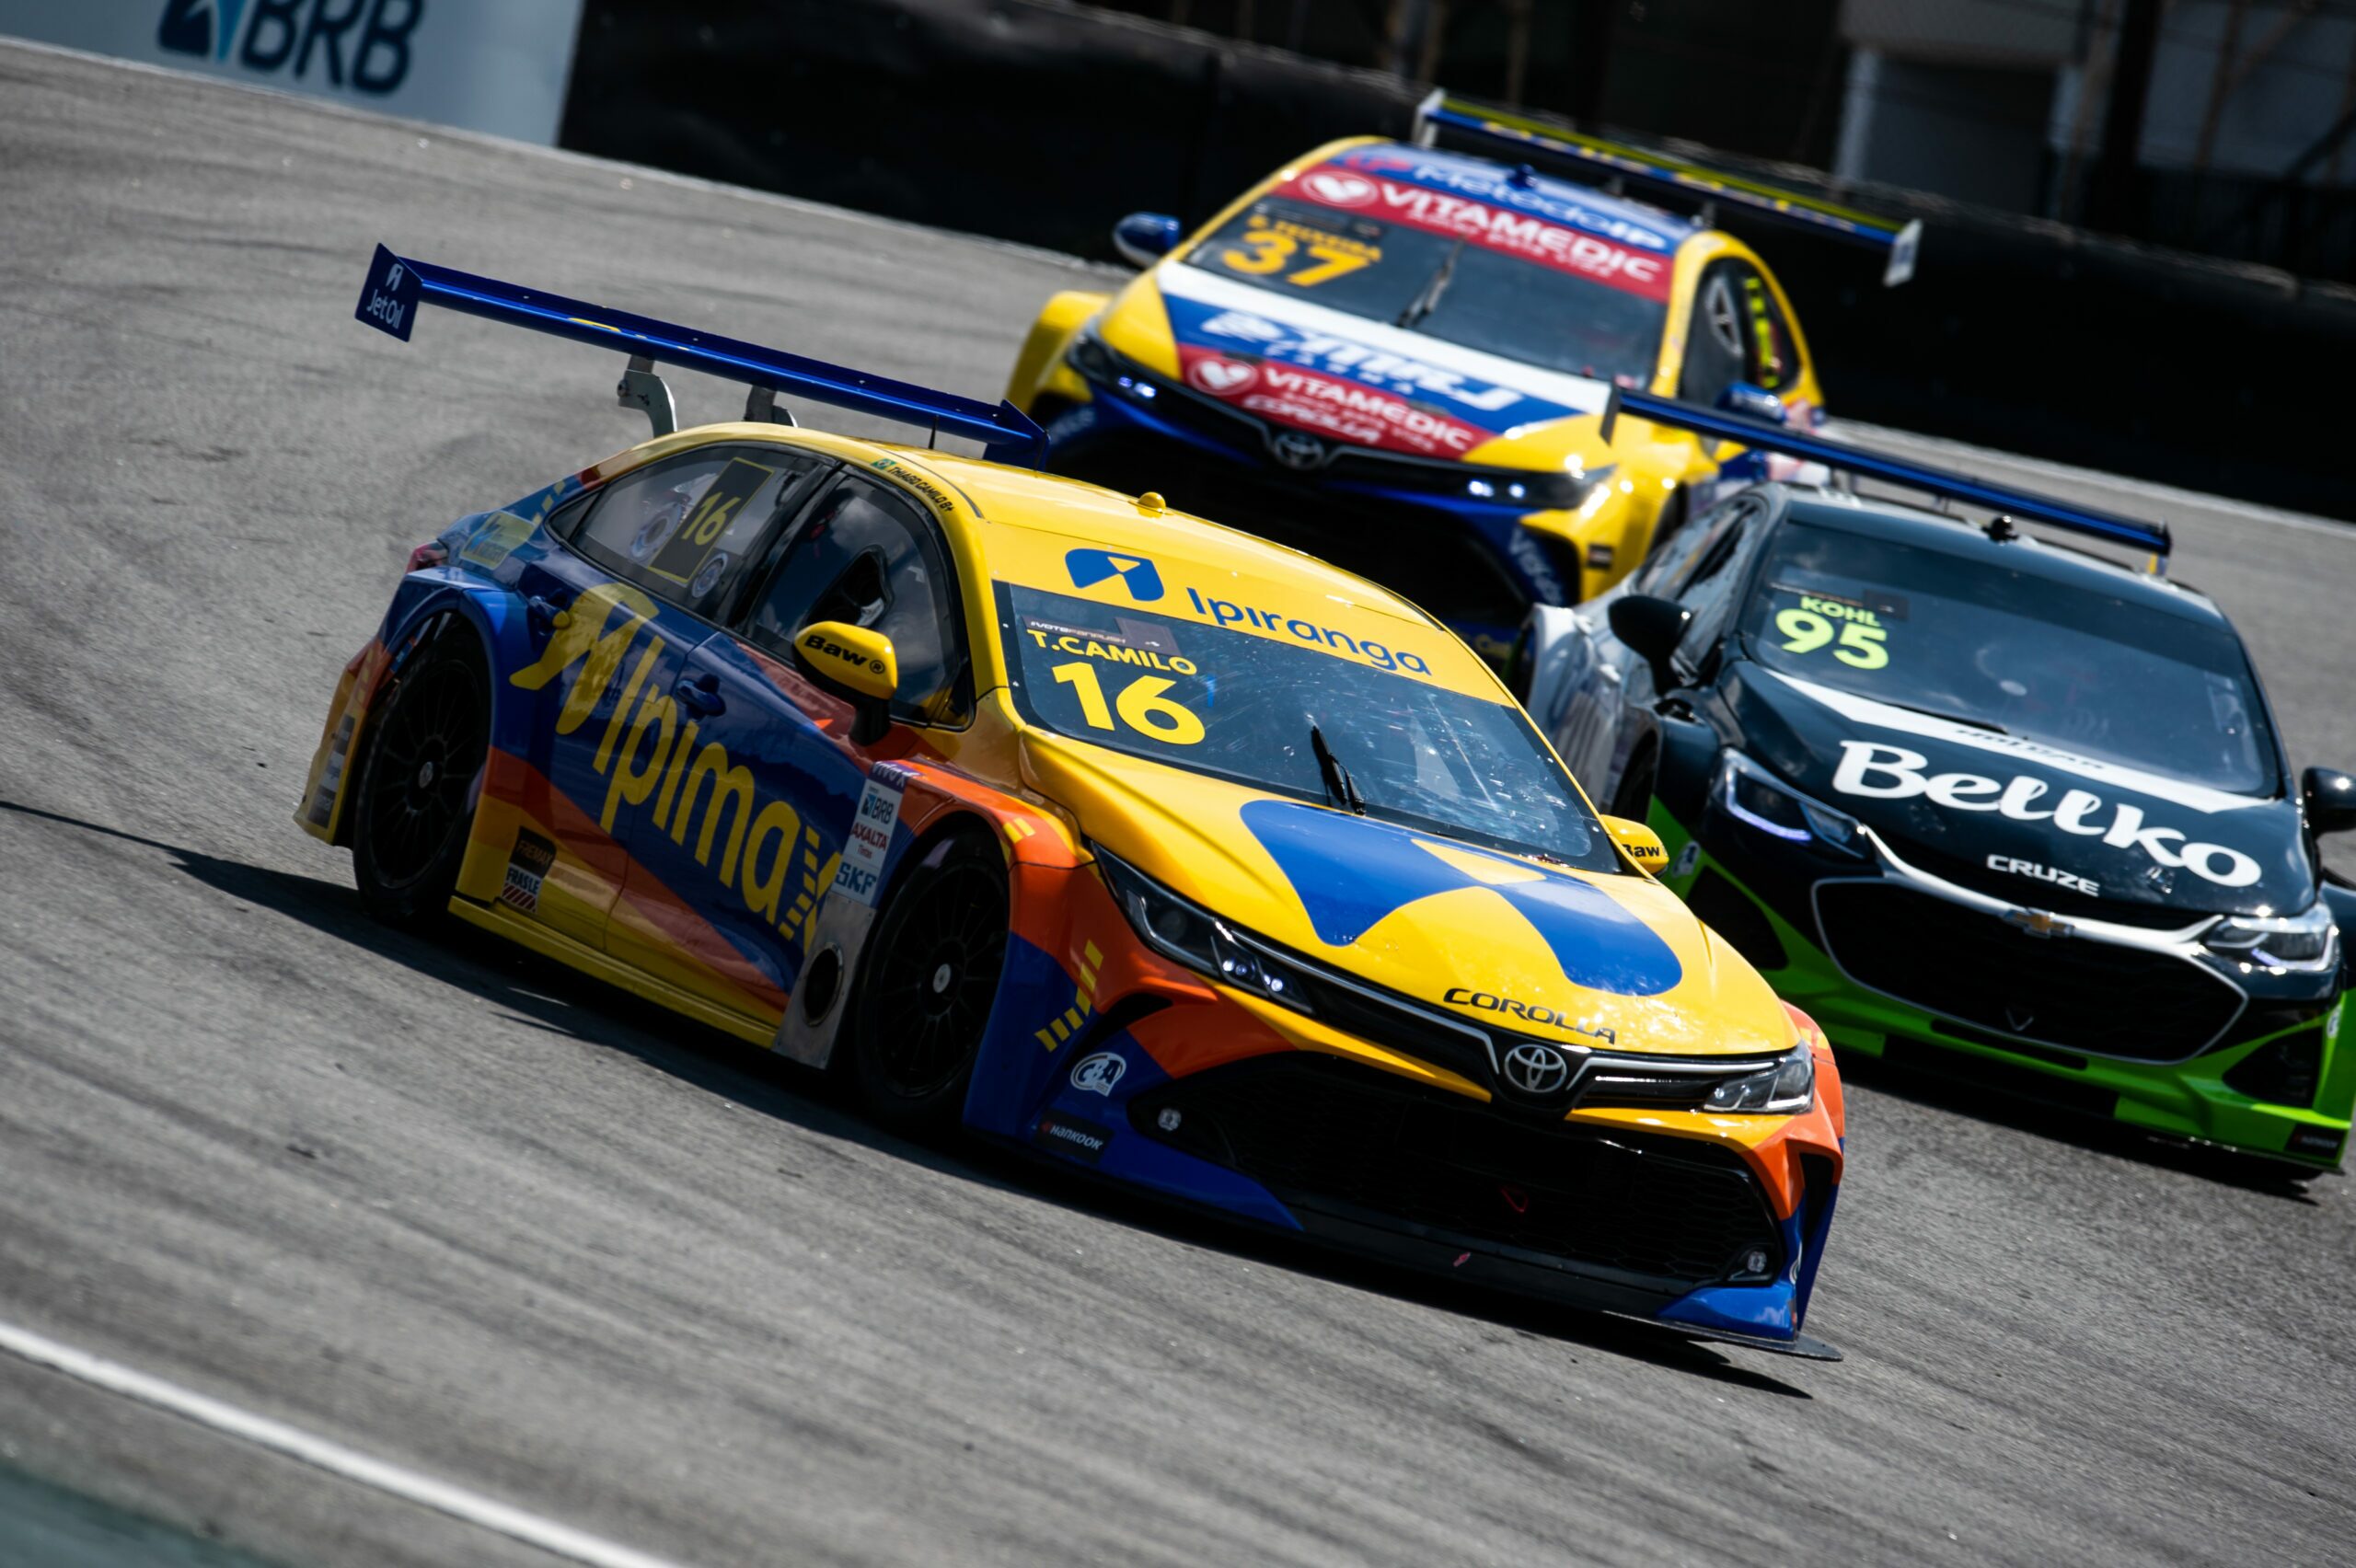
[157, 0, 423, 96]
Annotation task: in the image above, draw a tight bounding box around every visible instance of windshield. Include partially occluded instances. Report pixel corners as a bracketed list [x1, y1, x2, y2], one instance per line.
[1184, 191, 1669, 386]
[1740, 521, 2278, 794]
[999, 582, 1619, 870]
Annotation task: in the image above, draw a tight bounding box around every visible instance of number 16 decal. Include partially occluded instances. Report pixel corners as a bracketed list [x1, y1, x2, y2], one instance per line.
[1050, 661, 1206, 744]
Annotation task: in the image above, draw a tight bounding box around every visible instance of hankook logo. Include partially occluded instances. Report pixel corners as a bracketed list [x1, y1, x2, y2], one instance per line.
[1500, 1041, 1573, 1097]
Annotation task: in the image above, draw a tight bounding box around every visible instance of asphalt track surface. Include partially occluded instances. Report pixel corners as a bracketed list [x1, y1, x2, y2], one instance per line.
[3, 41, 2354, 1568]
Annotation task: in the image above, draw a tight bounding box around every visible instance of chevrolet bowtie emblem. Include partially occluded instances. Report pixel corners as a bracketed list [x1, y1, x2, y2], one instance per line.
[2003, 907, 2074, 940]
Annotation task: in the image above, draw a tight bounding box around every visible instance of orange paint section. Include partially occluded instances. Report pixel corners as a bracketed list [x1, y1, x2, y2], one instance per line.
[461, 748, 788, 1026]
[468, 749, 626, 949]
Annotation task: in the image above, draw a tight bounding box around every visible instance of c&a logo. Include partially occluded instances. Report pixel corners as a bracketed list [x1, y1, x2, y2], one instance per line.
[157, 0, 423, 95]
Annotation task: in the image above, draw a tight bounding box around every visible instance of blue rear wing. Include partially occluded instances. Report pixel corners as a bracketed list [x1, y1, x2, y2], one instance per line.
[352, 246, 1047, 466]
[1603, 386, 2173, 566]
[1415, 93, 1921, 288]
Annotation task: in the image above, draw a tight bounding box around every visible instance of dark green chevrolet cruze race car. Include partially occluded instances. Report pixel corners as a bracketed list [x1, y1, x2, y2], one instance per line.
[1519, 409, 2355, 1171]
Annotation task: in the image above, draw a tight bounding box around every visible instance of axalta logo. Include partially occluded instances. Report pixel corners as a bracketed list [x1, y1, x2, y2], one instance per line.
[1065, 548, 1164, 603]
[157, 0, 422, 95]
[1831, 742, 2262, 888]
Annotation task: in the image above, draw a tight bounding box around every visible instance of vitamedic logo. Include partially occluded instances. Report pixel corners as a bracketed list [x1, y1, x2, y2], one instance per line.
[1064, 548, 1164, 604]
[157, 0, 422, 95]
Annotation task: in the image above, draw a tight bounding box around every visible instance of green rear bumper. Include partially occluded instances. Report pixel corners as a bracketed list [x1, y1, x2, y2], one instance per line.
[1651, 804, 2354, 1171]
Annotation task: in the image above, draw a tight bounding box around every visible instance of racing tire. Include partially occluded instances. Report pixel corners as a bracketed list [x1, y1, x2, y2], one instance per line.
[351, 628, 491, 928]
[846, 830, 1011, 1133]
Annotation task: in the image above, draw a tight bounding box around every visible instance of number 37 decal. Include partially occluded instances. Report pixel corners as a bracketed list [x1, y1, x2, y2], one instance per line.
[1775, 606, 1888, 669]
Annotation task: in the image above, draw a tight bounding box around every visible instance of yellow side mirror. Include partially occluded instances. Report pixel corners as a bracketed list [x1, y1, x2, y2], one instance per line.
[1600, 814, 1669, 873]
[794, 620, 897, 744]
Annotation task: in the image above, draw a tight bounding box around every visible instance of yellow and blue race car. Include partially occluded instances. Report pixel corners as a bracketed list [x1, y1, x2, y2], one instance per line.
[1006, 96, 1917, 664]
[306, 248, 1847, 1357]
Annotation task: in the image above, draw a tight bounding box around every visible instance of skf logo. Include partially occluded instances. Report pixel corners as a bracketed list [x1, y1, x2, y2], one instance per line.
[157, 0, 422, 95]
[1065, 548, 1164, 603]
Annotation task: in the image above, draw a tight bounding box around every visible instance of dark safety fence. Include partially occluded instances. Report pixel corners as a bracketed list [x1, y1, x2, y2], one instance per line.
[562, 0, 2356, 522]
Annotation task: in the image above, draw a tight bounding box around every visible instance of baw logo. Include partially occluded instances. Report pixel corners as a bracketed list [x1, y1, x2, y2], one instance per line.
[157, 0, 422, 95]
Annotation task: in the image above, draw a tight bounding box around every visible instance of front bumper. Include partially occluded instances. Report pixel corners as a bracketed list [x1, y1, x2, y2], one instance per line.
[964, 875, 1844, 1355]
[1652, 800, 2354, 1170]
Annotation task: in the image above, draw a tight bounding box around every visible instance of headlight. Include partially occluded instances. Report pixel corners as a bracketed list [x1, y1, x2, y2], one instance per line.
[1460, 467, 1603, 509]
[1067, 328, 1160, 400]
[2204, 903, 2339, 973]
[1717, 751, 1865, 859]
[1703, 1043, 1816, 1114]
[1095, 847, 1314, 1013]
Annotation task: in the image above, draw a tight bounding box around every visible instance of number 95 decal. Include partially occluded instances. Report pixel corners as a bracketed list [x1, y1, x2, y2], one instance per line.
[1775, 605, 1888, 669]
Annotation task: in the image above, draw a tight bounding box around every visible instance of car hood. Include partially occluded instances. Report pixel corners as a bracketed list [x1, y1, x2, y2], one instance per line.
[1023, 730, 1796, 1058]
[1724, 661, 2314, 917]
[1102, 260, 1620, 473]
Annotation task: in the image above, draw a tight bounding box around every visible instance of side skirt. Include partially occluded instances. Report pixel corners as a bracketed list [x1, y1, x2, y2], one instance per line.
[446, 896, 775, 1048]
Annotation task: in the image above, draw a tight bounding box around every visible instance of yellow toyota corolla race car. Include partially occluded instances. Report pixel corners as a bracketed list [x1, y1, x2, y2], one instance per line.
[307, 249, 1847, 1357]
[1006, 96, 1917, 664]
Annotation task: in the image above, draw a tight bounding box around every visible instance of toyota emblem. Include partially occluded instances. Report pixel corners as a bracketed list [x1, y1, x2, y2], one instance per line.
[1268, 430, 1329, 470]
[1500, 1041, 1572, 1097]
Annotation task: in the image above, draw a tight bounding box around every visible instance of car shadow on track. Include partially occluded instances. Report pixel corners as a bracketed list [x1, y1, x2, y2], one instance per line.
[1839, 1054, 2327, 1205]
[6, 798, 1817, 1395]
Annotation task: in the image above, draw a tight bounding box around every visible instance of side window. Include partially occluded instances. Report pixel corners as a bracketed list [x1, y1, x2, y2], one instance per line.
[1673, 506, 1766, 659]
[744, 478, 969, 725]
[1634, 494, 1753, 598]
[1678, 260, 1750, 408]
[572, 446, 815, 618]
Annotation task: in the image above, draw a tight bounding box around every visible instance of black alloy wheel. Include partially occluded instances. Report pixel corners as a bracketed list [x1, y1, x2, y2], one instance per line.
[848, 833, 1011, 1130]
[352, 630, 491, 925]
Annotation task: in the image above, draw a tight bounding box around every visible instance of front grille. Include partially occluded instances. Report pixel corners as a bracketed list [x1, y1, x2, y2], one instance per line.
[1132, 1055, 1782, 1287]
[1815, 882, 2244, 1061]
[1891, 840, 2207, 929]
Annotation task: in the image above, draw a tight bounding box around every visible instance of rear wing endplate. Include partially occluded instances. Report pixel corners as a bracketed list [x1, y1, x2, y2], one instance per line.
[1601, 386, 2172, 567]
[1415, 93, 1922, 287]
[352, 246, 1047, 465]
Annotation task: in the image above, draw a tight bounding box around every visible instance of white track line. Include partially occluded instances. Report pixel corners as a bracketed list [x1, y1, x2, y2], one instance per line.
[0, 1319, 693, 1568]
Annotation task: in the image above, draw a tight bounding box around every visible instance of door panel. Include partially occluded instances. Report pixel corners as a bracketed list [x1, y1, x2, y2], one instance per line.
[484, 553, 673, 950]
[604, 634, 869, 1024]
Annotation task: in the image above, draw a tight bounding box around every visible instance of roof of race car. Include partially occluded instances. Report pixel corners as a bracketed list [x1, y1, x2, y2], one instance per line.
[1342, 138, 1705, 251]
[1777, 487, 2224, 624]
